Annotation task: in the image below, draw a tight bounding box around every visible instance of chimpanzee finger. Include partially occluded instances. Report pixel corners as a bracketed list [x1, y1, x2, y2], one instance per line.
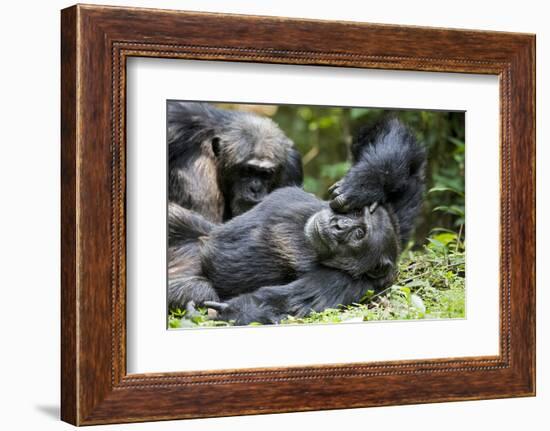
[328, 180, 343, 195]
[330, 195, 350, 213]
[203, 301, 230, 312]
[329, 187, 342, 200]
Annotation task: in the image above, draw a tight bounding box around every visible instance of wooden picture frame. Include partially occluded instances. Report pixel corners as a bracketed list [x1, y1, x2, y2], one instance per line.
[61, 4, 535, 425]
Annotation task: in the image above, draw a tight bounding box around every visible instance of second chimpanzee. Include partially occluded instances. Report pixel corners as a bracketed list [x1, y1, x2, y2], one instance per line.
[168, 102, 303, 223]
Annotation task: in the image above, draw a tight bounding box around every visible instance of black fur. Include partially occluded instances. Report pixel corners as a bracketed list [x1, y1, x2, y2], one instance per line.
[168, 102, 303, 223]
[169, 187, 400, 324]
[330, 117, 426, 245]
[168, 203, 216, 247]
[167, 204, 220, 309]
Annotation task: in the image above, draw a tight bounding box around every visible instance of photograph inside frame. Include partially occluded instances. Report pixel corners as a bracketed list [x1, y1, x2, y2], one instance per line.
[167, 101, 465, 329]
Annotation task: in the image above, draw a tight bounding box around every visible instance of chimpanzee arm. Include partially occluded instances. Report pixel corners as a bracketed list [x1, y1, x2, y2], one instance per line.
[329, 118, 426, 244]
[205, 269, 371, 325]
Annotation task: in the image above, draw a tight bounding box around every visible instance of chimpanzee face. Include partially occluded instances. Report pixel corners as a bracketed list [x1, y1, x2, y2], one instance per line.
[304, 205, 400, 282]
[225, 158, 279, 217]
[210, 114, 298, 219]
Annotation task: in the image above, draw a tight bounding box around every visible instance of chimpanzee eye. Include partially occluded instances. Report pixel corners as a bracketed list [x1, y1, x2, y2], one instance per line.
[354, 228, 366, 240]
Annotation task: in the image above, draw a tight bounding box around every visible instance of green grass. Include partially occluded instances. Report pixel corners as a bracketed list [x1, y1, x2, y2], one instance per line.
[169, 231, 465, 329]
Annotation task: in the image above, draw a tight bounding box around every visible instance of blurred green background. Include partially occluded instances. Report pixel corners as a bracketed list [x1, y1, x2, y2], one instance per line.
[217, 104, 465, 248]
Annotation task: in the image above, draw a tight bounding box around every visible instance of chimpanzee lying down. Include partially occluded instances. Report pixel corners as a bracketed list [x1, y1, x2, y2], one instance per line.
[169, 188, 399, 325]
[168, 117, 426, 325]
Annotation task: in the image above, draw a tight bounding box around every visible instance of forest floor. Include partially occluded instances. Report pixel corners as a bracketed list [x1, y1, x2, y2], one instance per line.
[169, 232, 465, 329]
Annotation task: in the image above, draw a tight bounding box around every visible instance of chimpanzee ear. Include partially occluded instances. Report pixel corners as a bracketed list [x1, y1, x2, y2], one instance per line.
[279, 147, 304, 186]
[211, 137, 221, 158]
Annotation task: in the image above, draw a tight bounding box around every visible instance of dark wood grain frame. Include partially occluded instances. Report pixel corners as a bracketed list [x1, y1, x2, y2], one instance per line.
[61, 4, 535, 426]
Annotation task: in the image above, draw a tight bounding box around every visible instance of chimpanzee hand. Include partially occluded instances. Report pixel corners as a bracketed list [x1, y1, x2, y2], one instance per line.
[329, 178, 380, 214]
[204, 293, 284, 326]
[203, 301, 242, 324]
[328, 180, 350, 212]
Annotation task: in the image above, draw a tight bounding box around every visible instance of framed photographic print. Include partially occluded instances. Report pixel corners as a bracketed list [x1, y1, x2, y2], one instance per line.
[61, 4, 535, 425]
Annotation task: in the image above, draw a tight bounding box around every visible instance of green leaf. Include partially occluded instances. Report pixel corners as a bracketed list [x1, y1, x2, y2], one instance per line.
[448, 136, 465, 149]
[427, 238, 445, 249]
[191, 315, 206, 324]
[168, 318, 181, 329]
[359, 289, 376, 303]
[432, 232, 457, 247]
[428, 186, 465, 197]
[433, 205, 465, 217]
